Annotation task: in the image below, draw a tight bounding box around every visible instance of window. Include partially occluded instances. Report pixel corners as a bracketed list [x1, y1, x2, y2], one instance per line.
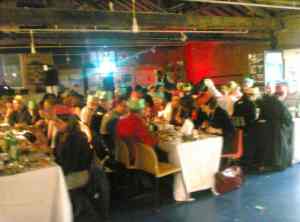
[0, 55, 23, 88]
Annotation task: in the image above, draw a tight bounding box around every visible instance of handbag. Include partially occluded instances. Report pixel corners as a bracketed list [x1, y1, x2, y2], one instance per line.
[213, 166, 244, 195]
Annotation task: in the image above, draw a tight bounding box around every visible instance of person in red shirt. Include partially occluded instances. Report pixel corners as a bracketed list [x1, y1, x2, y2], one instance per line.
[117, 99, 157, 147]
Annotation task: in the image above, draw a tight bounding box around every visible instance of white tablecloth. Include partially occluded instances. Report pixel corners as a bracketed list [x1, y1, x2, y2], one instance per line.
[160, 136, 223, 201]
[0, 166, 73, 222]
[293, 118, 300, 164]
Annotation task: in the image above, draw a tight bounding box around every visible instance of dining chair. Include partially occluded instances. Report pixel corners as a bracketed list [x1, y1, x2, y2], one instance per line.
[115, 139, 137, 170]
[135, 143, 181, 208]
[222, 129, 244, 163]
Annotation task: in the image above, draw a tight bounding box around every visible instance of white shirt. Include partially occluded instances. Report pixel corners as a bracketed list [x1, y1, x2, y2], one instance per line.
[180, 118, 194, 136]
[160, 103, 173, 122]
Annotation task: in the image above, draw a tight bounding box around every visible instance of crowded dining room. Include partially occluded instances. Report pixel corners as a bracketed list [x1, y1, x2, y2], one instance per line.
[1, 0, 300, 222]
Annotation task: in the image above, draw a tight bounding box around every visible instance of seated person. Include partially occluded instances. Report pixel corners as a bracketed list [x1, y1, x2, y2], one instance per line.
[201, 97, 235, 154]
[8, 96, 32, 126]
[179, 95, 196, 135]
[116, 99, 158, 162]
[53, 114, 93, 175]
[160, 95, 182, 126]
[28, 100, 41, 124]
[53, 114, 107, 222]
[3, 97, 13, 123]
[143, 95, 156, 122]
[100, 97, 127, 151]
[80, 95, 99, 129]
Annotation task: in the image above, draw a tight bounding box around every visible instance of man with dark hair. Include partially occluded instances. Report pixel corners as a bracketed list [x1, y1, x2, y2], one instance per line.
[201, 97, 235, 154]
[233, 87, 260, 168]
[100, 97, 127, 153]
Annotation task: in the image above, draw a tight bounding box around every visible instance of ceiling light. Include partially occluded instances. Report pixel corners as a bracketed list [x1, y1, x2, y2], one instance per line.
[109, 1, 114, 11]
[30, 30, 36, 54]
[132, 0, 140, 33]
[132, 17, 140, 33]
[180, 32, 188, 42]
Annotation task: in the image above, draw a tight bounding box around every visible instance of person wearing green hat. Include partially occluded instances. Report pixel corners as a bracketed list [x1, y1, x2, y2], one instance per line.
[116, 98, 158, 163]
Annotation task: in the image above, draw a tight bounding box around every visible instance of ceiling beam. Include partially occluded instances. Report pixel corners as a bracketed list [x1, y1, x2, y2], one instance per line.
[183, 0, 300, 10]
[237, 0, 272, 18]
[0, 8, 279, 31]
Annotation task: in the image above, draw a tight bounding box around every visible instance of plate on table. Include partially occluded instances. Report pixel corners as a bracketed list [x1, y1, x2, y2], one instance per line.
[0, 123, 9, 127]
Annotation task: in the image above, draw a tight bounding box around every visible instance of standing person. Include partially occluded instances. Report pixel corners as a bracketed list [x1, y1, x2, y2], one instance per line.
[43, 65, 59, 96]
[233, 87, 260, 168]
[103, 72, 115, 100]
[8, 96, 32, 126]
[254, 84, 294, 171]
[217, 85, 235, 116]
[233, 87, 259, 129]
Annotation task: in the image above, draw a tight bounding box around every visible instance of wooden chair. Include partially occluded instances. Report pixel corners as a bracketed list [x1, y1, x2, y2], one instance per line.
[115, 139, 137, 170]
[222, 129, 244, 163]
[135, 143, 181, 208]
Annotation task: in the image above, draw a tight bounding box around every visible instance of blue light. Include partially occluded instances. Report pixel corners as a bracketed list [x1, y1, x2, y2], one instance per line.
[100, 56, 117, 74]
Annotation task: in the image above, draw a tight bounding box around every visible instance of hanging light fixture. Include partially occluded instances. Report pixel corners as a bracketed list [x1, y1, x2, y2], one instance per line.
[180, 32, 188, 42]
[30, 30, 36, 54]
[66, 53, 71, 64]
[108, 1, 114, 11]
[132, 0, 139, 33]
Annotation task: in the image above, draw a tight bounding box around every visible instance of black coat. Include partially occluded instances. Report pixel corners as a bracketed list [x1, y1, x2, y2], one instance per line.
[44, 68, 59, 86]
[253, 95, 294, 170]
[233, 95, 257, 130]
[55, 130, 93, 175]
[233, 96, 258, 166]
[8, 107, 32, 126]
[208, 107, 235, 154]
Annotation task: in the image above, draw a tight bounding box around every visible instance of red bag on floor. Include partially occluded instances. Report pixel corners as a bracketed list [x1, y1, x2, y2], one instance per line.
[213, 166, 244, 195]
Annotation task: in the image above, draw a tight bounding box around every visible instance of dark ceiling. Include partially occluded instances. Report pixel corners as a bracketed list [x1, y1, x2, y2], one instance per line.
[0, 0, 300, 53]
[5, 0, 300, 17]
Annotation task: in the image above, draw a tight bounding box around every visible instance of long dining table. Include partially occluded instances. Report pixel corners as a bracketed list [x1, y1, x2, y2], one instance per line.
[0, 165, 73, 222]
[0, 124, 73, 222]
[158, 130, 223, 201]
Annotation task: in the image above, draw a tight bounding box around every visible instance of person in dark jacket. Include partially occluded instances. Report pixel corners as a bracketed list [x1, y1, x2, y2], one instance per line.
[54, 114, 93, 175]
[8, 96, 32, 126]
[233, 88, 258, 129]
[232, 87, 259, 167]
[253, 89, 294, 171]
[201, 97, 235, 154]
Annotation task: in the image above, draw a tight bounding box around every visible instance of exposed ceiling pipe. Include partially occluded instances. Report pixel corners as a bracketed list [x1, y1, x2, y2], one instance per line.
[0, 43, 184, 49]
[0, 28, 249, 34]
[184, 0, 300, 10]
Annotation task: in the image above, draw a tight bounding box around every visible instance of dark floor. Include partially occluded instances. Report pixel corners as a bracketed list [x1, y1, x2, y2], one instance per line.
[110, 164, 300, 222]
